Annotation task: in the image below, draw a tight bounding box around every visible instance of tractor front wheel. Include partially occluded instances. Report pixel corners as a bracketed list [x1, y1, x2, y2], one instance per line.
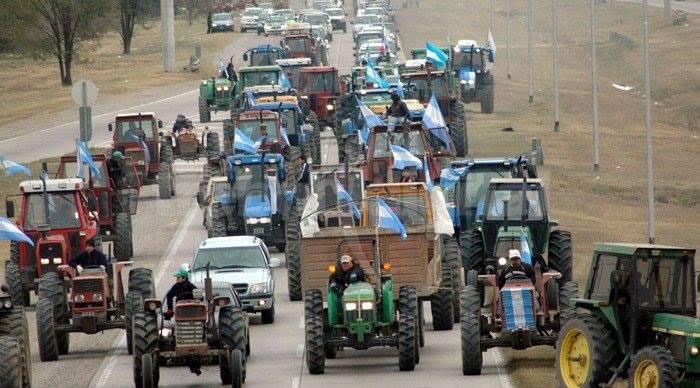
[548, 230, 573, 283]
[36, 298, 58, 362]
[37, 272, 69, 355]
[286, 200, 303, 301]
[0, 306, 31, 386]
[460, 287, 482, 375]
[141, 353, 157, 388]
[443, 236, 463, 323]
[206, 132, 220, 157]
[4, 259, 27, 307]
[304, 289, 323, 322]
[398, 315, 416, 371]
[261, 304, 275, 324]
[399, 286, 420, 363]
[0, 336, 22, 388]
[228, 349, 244, 388]
[555, 313, 620, 387]
[132, 312, 159, 388]
[157, 163, 173, 200]
[448, 99, 468, 156]
[431, 267, 454, 331]
[219, 305, 248, 382]
[305, 316, 326, 374]
[199, 96, 211, 123]
[629, 346, 680, 388]
[113, 211, 133, 260]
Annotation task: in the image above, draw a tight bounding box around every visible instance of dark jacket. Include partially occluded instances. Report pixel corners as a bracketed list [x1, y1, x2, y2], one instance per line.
[106, 158, 124, 185]
[387, 100, 411, 120]
[329, 264, 369, 292]
[166, 281, 197, 310]
[69, 249, 109, 269]
[498, 262, 536, 288]
[172, 119, 188, 134]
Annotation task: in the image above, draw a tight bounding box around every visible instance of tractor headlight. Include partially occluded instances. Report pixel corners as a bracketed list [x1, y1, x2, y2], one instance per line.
[3, 300, 12, 309]
[216, 87, 223, 91]
[74, 294, 85, 303]
[344, 302, 357, 311]
[360, 301, 373, 310]
[52, 257, 62, 264]
[691, 346, 699, 357]
[249, 282, 269, 294]
[326, 104, 334, 111]
[211, 23, 216, 27]
[40, 258, 50, 265]
[92, 293, 103, 302]
[246, 218, 260, 224]
[498, 257, 507, 266]
[223, 86, 229, 91]
[460, 79, 468, 85]
[258, 217, 271, 224]
[160, 328, 172, 337]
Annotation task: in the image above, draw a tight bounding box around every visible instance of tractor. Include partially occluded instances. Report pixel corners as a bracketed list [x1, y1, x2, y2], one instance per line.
[0, 284, 31, 387]
[108, 113, 176, 200]
[207, 153, 290, 253]
[131, 265, 249, 388]
[56, 154, 141, 260]
[459, 177, 574, 284]
[165, 127, 220, 163]
[242, 45, 288, 66]
[35, 259, 155, 361]
[555, 244, 699, 388]
[281, 32, 325, 66]
[298, 66, 343, 129]
[235, 66, 285, 92]
[199, 76, 237, 123]
[451, 39, 495, 114]
[409, 46, 450, 60]
[4, 177, 99, 306]
[276, 57, 312, 88]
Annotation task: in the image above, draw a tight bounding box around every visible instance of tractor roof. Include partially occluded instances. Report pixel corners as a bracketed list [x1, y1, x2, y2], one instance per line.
[276, 57, 312, 66]
[237, 109, 279, 121]
[116, 112, 156, 119]
[451, 157, 519, 168]
[299, 66, 338, 73]
[228, 153, 284, 165]
[489, 177, 543, 185]
[20, 178, 84, 193]
[199, 235, 263, 250]
[594, 242, 695, 257]
[247, 45, 285, 52]
[239, 65, 282, 73]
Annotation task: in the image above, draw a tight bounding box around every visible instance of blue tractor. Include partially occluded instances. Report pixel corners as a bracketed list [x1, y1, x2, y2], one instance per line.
[242, 45, 289, 66]
[208, 153, 292, 252]
[451, 39, 495, 114]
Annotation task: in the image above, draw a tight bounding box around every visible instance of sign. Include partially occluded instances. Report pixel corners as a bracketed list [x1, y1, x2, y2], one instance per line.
[71, 79, 98, 107]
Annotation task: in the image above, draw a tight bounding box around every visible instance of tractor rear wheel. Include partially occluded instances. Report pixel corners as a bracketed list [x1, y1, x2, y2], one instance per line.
[548, 230, 573, 283]
[459, 229, 485, 273]
[305, 316, 326, 375]
[555, 313, 620, 387]
[448, 100, 468, 156]
[0, 306, 31, 387]
[284, 146, 302, 191]
[558, 281, 578, 325]
[210, 204, 228, 237]
[219, 306, 247, 384]
[478, 74, 494, 114]
[157, 163, 172, 200]
[460, 288, 482, 375]
[399, 286, 420, 359]
[0, 336, 22, 388]
[629, 346, 679, 388]
[35, 298, 58, 362]
[443, 236, 463, 323]
[206, 132, 220, 156]
[286, 200, 303, 301]
[199, 96, 211, 123]
[132, 311, 159, 388]
[304, 289, 323, 322]
[37, 272, 69, 354]
[141, 353, 156, 388]
[5, 259, 27, 307]
[125, 291, 143, 355]
[113, 211, 133, 260]
[159, 138, 174, 164]
[398, 315, 416, 371]
[431, 264, 454, 331]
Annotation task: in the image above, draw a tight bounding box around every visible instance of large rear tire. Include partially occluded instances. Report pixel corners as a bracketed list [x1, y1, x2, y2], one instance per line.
[478, 74, 494, 114]
[398, 316, 416, 371]
[37, 272, 69, 355]
[286, 199, 303, 301]
[460, 288, 482, 376]
[304, 289, 323, 322]
[398, 286, 420, 364]
[548, 230, 573, 283]
[4, 259, 27, 307]
[132, 312, 159, 388]
[0, 336, 22, 388]
[157, 163, 172, 200]
[113, 211, 133, 260]
[305, 316, 326, 375]
[210, 204, 228, 237]
[443, 236, 463, 323]
[459, 229, 485, 273]
[0, 306, 31, 386]
[431, 263, 454, 331]
[199, 96, 211, 123]
[35, 298, 58, 362]
[448, 100, 468, 156]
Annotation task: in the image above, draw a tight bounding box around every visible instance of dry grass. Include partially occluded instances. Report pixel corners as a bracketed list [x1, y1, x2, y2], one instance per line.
[0, 16, 238, 124]
[398, 0, 699, 386]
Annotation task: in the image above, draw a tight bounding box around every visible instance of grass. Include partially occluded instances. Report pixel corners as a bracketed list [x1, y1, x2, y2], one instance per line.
[397, 0, 699, 386]
[0, 16, 239, 124]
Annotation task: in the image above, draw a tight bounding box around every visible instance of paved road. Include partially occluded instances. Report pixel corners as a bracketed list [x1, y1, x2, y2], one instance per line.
[617, 0, 700, 14]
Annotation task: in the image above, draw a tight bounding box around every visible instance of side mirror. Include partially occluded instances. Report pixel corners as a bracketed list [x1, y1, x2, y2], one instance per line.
[158, 120, 163, 128]
[269, 257, 281, 267]
[158, 131, 164, 136]
[5, 200, 15, 219]
[107, 123, 113, 132]
[279, 39, 284, 47]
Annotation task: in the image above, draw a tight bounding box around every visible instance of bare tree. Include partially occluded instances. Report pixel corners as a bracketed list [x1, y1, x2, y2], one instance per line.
[116, 0, 139, 54]
[180, 0, 202, 25]
[5, 0, 109, 86]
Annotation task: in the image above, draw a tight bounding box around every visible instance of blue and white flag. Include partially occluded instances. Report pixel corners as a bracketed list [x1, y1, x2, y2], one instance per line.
[422, 95, 451, 147]
[426, 42, 448, 68]
[423, 156, 434, 193]
[521, 234, 532, 265]
[376, 198, 407, 240]
[358, 100, 384, 128]
[0, 157, 31, 177]
[279, 71, 292, 89]
[335, 177, 361, 218]
[390, 144, 422, 170]
[382, 29, 391, 52]
[280, 126, 290, 146]
[0, 216, 34, 246]
[76, 140, 102, 179]
[130, 134, 151, 165]
[234, 128, 259, 154]
[439, 166, 467, 190]
[365, 61, 390, 89]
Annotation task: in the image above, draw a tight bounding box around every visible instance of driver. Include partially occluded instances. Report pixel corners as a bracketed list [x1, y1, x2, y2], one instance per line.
[498, 249, 536, 288]
[69, 238, 109, 274]
[164, 267, 197, 320]
[384, 91, 411, 123]
[172, 114, 188, 134]
[124, 122, 146, 142]
[328, 254, 369, 296]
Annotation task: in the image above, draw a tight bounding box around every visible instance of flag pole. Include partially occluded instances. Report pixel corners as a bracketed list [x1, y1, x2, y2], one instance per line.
[374, 196, 382, 300]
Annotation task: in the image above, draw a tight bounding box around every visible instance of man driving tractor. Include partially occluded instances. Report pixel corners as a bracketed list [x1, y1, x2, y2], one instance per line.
[329, 254, 369, 296]
[164, 267, 198, 320]
[69, 238, 110, 274]
[498, 249, 536, 288]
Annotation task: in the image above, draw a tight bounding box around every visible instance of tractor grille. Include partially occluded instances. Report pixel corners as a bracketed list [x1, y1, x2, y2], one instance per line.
[176, 321, 205, 345]
[232, 283, 248, 296]
[500, 288, 536, 332]
[73, 279, 103, 294]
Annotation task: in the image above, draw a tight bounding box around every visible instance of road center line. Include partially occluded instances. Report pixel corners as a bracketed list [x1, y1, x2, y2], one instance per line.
[292, 376, 300, 388]
[491, 349, 515, 388]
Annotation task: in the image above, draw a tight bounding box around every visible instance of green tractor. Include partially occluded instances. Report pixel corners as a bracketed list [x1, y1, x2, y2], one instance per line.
[556, 244, 698, 387]
[199, 77, 237, 123]
[460, 177, 573, 284]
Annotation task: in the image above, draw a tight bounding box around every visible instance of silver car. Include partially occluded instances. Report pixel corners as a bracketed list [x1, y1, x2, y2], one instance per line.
[190, 236, 281, 324]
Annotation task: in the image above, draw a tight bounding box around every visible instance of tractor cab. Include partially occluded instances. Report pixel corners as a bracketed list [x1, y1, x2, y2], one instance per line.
[556, 244, 699, 387]
[237, 65, 284, 91]
[241, 89, 312, 150]
[365, 123, 441, 185]
[108, 113, 164, 180]
[242, 45, 288, 66]
[235, 109, 284, 154]
[401, 70, 450, 108]
[362, 183, 433, 230]
[298, 66, 341, 124]
[276, 57, 312, 88]
[307, 166, 365, 228]
[281, 33, 317, 60]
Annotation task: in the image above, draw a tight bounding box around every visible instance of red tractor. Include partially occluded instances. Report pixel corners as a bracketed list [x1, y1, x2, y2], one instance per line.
[35, 262, 155, 361]
[363, 123, 453, 185]
[108, 112, 176, 199]
[4, 177, 99, 306]
[56, 154, 141, 260]
[298, 66, 343, 128]
[281, 32, 324, 66]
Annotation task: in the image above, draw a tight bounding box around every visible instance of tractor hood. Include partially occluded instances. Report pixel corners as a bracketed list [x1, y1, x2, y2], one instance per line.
[244, 194, 273, 218]
[652, 313, 700, 338]
[342, 282, 375, 303]
[459, 66, 476, 89]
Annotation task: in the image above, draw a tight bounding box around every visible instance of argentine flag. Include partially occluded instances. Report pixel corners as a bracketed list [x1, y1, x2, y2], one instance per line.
[521, 234, 532, 265]
[335, 177, 361, 219]
[376, 198, 407, 240]
[426, 42, 448, 69]
[0, 157, 31, 177]
[365, 61, 389, 89]
[422, 95, 451, 147]
[423, 156, 434, 192]
[0, 216, 34, 246]
[390, 144, 422, 170]
[234, 128, 259, 154]
[76, 140, 102, 179]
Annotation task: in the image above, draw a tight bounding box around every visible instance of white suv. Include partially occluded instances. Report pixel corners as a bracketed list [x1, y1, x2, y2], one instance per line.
[190, 236, 281, 324]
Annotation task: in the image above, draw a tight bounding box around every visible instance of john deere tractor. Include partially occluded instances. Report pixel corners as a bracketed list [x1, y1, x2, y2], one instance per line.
[556, 244, 699, 387]
[199, 77, 237, 123]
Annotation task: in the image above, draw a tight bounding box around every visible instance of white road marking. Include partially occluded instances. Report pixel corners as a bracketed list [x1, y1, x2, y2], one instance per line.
[299, 316, 304, 329]
[292, 376, 300, 388]
[492, 349, 515, 388]
[89, 202, 200, 388]
[296, 343, 305, 358]
[0, 90, 197, 144]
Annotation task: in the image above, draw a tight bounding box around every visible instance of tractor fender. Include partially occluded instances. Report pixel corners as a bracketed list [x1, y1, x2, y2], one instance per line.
[571, 298, 625, 349]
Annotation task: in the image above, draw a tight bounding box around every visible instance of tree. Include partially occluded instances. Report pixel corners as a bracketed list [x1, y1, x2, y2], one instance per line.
[115, 0, 140, 54]
[180, 0, 203, 26]
[4, 0, 109, 86]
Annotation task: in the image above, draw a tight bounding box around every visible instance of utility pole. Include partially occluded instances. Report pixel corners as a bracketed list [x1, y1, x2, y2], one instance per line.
[161, 0, 176, 72]
[552, 0, 560, 132]
[590, 0, 600, 171]
[527, 0, 534, 103]
[642, 0, 655, 244]
[505, 0, 511, 79]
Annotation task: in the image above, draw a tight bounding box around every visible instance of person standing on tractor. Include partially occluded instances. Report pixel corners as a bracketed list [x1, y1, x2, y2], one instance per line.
[498, 249, 536, 288]
[172, 114, 188, 135]
[384, 91, 411, 127]
[164, 268, 197, 320]
[226, 58, 237, 83]
[107, 151, 125, 187]
[329, 254, 369, 296]
[69, 238, 110, 274]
